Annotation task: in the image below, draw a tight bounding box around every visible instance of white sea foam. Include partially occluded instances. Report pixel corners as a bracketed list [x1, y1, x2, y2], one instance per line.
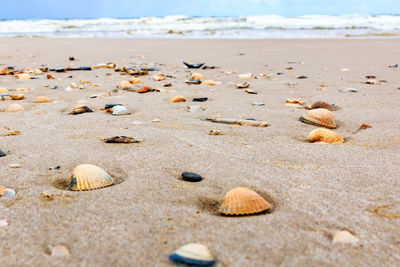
[0, 14, 399, 38]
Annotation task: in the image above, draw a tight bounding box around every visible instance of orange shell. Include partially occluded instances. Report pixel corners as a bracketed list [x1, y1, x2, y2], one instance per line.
[153, 74, 166, 81]
[311, 101, 336, 111]
[191, 73, 204, 80]
[168, 96, 186, 103]
[307, 128, 344, 144]
[219, 187, 271, 216]
[129, 78, 141, 84]
[15, 73, 31, 80]
[119, 80, 135, 90]
[10, 94, 25, 100]
[300, 108, 336, 129]
[33, 96, 51, 103]
[5, 104, 25, 112]
[137, 85, 153, 93]
[201, 80, 216, 86]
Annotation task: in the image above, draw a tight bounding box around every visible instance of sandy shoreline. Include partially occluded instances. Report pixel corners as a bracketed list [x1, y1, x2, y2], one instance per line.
[0, 38, 400, 266]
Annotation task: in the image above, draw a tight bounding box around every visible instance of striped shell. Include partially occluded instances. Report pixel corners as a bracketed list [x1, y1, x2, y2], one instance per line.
[311, 101, 336, 111]
[300, 108, 336, 129]
[33, 96, 51, 103]
[307, 128, 344, 144]
[169, 244, 215, 267]
[5, 104, 25, 112]
[219, 187, 271, 216]
[69, 164, 113, 191]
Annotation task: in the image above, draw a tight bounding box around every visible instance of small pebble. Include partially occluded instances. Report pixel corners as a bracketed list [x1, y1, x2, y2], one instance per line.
[192, 97, 208, 102]
[181, 172, 203, 182]
[9, 163, 21, 168]
[332, 231, 359, 244]
[0, 149, 6, 157]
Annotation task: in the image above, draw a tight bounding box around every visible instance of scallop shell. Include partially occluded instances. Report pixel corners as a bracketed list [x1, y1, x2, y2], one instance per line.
[219, 187, 271, 216]
[191, 73, 204, 80]
[69, 164, 113, 191]
[168, 96, 186, 103]
[33, 96, 51, 103]
[311, 101, 336, 111]
[169, 244, 215, 267]
[111, 105, 130, 116]
[10, 94, 25, 100]
[300, 108, 336, 129]
[5, 104, 25, 112]
[307, 128, 343, 144]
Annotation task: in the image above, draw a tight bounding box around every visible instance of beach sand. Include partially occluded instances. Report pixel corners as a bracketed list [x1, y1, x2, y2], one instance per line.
[0, 38, 400, 266]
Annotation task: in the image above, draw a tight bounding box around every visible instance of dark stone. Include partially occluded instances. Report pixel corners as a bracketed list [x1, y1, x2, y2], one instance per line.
[0, 149, 6, 157]
[192, 97, 208, 102]
[181, 172, 202, 182]
[105, 103, 123, 109]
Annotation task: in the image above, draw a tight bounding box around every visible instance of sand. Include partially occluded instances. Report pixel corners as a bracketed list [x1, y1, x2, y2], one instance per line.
[0, 38, 400, 266]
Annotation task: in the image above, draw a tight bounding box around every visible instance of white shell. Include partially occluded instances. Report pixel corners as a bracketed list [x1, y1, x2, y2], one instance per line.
[169, 243, 215, 266]
[111, 105, 130, 116]
[2, 188, 16, 197]
[332, 231, 359, 244]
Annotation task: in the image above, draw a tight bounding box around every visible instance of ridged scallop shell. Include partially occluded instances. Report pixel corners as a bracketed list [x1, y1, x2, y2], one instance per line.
[5, 104, 25, 112]
[300, 108, 336, 129]
[311, 101, 336, 111]
[307, 128, 343, 144]
[168, 96, 186, 103]
[69, 164, 113, 191]
[111, 105, 130, 115]
[33, 96, 51, 103]
[219, 187, 271, 216]
[169, 244, 215, 267]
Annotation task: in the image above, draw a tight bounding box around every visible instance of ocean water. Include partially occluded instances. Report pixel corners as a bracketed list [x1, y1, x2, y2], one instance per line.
[0, 14, 399, 38]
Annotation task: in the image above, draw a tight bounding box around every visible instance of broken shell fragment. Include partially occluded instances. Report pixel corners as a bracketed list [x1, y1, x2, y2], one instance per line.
[5, 104, 25, 113]
[111, 105, 130, 116]
[235, 82, 250, 89]
[307, 128, 343, 144]
[169, 243, 215, 267]
[69, 105, 93, 115]
[168, 96, 186, 103]
[153, 73, 166, 81]
[311, 101, 337, 111]
[10, 94, 25, 100]
[191, 73, 204, 80]
[33, 96, 51, 103]
[103, 136, 141, 143]
[332, 231, 359, 244]
[69, 164, 113, 191]
[286, 98, 304, 105]
[300, 108, 336, 129]
[219, 187, 271, 216]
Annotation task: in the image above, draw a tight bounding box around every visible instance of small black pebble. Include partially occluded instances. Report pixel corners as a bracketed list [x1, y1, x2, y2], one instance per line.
[0, 149, 6, 157]
[69, 57, 75, 61]
[182, 172, 202, 182]
[192, 97, 208, 102]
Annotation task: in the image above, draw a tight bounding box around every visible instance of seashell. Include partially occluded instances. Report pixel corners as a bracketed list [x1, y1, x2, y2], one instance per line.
[191, 73, 204, 80]
[15, 87, 30, 92]
[332, 231, 359, 244]
[103, 136, 141, 143]
[296, 75, 307, 79]
[15, 73, 31, 80]
[168, 96, 186, 103]
[311, 101, 336, 111]
[0, 87, 8, 93]
[9, 163, 21, 168]
[129, 78, 141, 84]
[10, 94, 25, 100]
[235, 82, 250, 89]
[5, 104, 25, 113]
[33, 69, 42, 75]
[219, 187, 271, 216]
[185, 79, 202, 85]
[238, 73, 255, 79]
[286, 98, 304, 105]
[366, 79, 378, 84]
[245, 89, 257, 94]
[169, 243, 215, 267]
[307, 128, 343, 144]
[137, 85, 153, 93]
[252, 102, 265, 106]
[201, 80, 216, 86]
[69, 164, 113, 191]
[183, 62, 205, 69]
[186, 105, 204, 112]
[300, 108, 336, 129]
[70, 105, 93, 115]
[341, 88, 357, 93]
[0, 187, 15, 197]
[209, 129, 222, 135]
[119, 80, 135, 90]
[0, 220, 8, 227]
[33, 96, 51, 103]
[49, 245, 70, 257]
[153, 73, 166, 81]
[111, 105, 130, 116]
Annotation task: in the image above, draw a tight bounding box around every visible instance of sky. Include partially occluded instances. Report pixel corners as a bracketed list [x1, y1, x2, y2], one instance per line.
[0, 0, 399, 19]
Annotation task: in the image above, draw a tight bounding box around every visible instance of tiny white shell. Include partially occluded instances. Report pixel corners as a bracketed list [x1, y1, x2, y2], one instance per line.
[111, 105, 130, 116]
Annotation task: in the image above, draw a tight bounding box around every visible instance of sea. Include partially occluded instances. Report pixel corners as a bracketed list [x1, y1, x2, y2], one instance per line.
[0, 14, 399, 38]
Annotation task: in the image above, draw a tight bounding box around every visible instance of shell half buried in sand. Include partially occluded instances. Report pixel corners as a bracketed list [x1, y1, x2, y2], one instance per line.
[69, 164, 113, 191]
[300, 108, 336, 129]
[33, 96, 51, 103]
[311, 101, 337, 111]
[5, 103, 25, 112]
[169, 243, 215, 267]
[307, 128, 344, 144]
[219, 187, 271, 216]
[111, 105, 130, 115]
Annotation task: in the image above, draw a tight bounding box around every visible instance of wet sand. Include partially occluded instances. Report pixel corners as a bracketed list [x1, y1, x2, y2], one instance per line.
[0, 38, 400, 266]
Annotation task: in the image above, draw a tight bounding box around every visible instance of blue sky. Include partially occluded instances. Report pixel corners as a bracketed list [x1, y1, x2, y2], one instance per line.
[1, 0, 399, 19]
